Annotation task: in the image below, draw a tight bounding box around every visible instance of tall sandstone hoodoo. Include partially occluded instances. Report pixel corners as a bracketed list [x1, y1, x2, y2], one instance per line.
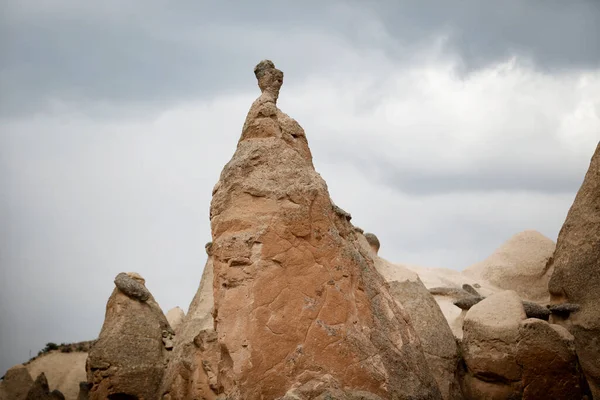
[548, 142, 600, 398]
[206, 60, 441, 399]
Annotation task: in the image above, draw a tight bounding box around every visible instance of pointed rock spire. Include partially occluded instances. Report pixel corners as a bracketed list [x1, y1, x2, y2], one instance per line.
[207, 60, 441, 399]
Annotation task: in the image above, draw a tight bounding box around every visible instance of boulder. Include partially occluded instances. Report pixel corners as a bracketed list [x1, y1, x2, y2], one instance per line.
[462, 290, 526, 388]
[166, 307, 186, 333]
[373, 255, 463, 400]
[461, 291, 588, 399]
[516, 319, 587, 399]
[86, 272, 172, 399]
[402, 264, 501, 339]
[464, 230, 555, 302]
[207, 60, 441, 399]
[0, 364, 33, 400]
[548, 142, 600, 398]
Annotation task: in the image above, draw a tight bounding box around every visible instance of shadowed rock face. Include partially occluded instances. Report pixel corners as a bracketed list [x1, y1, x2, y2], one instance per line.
[26, 373, 65, 400]
[0, 364, 33, 400]
[208, 60, 441, 399]
[86, 272, 173, 400]
[548, 142, 600, 398]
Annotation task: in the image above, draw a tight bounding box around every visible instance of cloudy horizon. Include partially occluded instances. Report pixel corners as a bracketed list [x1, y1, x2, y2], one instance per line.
[1, 0, 599, 375]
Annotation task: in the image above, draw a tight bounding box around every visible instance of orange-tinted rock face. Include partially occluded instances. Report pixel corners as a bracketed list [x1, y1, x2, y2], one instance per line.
[208, 60, 441, 400]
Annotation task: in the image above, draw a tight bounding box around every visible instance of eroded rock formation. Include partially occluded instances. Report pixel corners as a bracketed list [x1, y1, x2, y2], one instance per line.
[207, 60, 441, 399]
[464, 230, 555, 302]
[86, 272, 173, 399]
[166, 307, 186, 333]
[372, 252, 462, 400]
[460, 290, 587, 399]
[0, 365, 33, 400]
[26, 373, 65, 400]
[548, 142, 600, 398]
[161, 257, 220, 400]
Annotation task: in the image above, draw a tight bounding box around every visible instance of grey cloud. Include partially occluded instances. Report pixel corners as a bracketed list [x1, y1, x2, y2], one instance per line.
[373, 155, 587, 195]
[365, 0, 600, 72]
[2, 0, 599, 116]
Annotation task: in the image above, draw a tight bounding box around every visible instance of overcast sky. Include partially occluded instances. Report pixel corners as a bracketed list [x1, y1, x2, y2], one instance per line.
[1, 0, 599, 375]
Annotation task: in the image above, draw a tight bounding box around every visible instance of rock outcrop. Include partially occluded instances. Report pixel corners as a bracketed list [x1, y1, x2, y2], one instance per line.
[161, 257, 220, 400]
[26, 351, 87, 400]
[166, 307, 186, 333]
[77, 382, 90, 400]
[207, 60, 441, 399]
[86, 272, 173, 399]
[26, 373, 65, 400]
[464, 230, 555, 302]
[548, 141, 600, 398]
[373, 254, 462, 400]
[460, 290, 587, 399]
[0, 364, 33, 400]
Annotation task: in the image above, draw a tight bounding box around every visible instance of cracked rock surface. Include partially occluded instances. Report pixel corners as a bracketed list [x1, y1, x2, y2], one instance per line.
[207, 60, 441, 399]
[86, 272, 173, 400]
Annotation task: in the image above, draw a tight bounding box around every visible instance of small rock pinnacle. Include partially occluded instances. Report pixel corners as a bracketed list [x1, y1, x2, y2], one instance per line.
[254, 59, 283, 101]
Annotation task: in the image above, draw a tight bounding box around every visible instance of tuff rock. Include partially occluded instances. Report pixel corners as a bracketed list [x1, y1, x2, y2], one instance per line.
[86, 272, 173, 399]
[460, 291, 587, 399]
[372, 250, 463, 400]
[548, 141, 600, 398]
[207, 60, 441, 399]
[464, 230, 556, 302]
[26, 373, 65, 400]
[160, 257, 220, 400]
[0, 364, 33, 400]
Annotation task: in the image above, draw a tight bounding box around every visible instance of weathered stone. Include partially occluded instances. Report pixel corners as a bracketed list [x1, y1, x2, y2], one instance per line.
[373, 256, 463, 400]
[77, 382, 91, 400]
[25, 373, 65, 400]
[113, 272, 150, 301]
[26, 350, 88, 399]
[364, 233, 380, 253]
[548, 302, 580, 315]
[0, 364, 33, 400]
[86, 272, 171, 399]
[462, 291, 525, 385]
[160, 257, 220, 400]
[522, 301, 550, 320]
[453, 296, 484, 311]
[548, 142, 600, 397]
[516, 319, 587, 399]
[429, 287, 471, 297]
[208, 60, 441, 399]
[460, 291, 589, 399]
[461, 284, 480, 297]
[166, 306, 186, 333]
[464, 230, 556, 302]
